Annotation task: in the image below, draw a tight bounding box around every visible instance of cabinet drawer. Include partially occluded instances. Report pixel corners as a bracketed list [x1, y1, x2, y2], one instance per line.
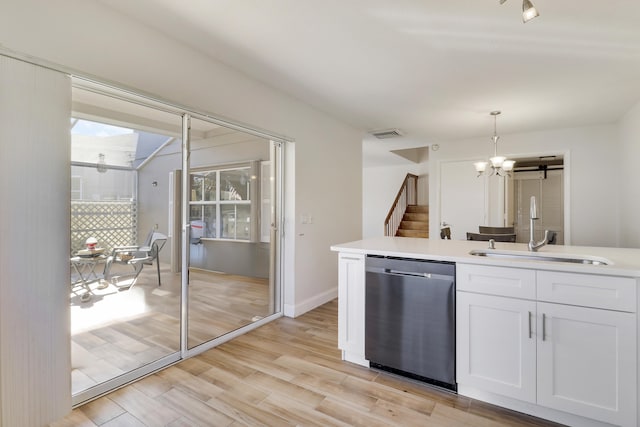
[537, 271, 637, 312]
[457, 264, 536, 299]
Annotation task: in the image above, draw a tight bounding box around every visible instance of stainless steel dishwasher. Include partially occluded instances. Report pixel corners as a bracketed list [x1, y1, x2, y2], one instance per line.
[365, 255, 456, 391]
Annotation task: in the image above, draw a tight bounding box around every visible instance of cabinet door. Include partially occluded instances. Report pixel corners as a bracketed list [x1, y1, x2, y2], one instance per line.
[457, 292, 536, 402]
[537, 302, 637, 426]
[337, 253, 366, 365]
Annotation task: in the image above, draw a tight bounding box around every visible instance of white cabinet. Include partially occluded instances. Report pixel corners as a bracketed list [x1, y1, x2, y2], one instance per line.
[457, 264, 637, 427]
[337, 252, 367, 366]
[537, 302, 636, 426]
[457, 292, 536, 402]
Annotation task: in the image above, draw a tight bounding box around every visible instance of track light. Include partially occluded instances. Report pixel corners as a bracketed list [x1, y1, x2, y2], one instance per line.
[499, 0, 540, 23]
[522, 0, 539, 22]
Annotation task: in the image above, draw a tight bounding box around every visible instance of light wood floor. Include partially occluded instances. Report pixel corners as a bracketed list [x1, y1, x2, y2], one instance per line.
[56, 300, 563, 427]
[71, 265, 272, 394]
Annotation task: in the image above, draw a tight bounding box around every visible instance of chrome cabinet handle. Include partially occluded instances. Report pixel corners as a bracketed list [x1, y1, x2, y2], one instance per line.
[542, 313, 546, 341]
[528, 311, 532, 339]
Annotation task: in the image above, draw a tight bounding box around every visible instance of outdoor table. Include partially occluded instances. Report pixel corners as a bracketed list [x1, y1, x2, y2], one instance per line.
[70, 253, 107, 302]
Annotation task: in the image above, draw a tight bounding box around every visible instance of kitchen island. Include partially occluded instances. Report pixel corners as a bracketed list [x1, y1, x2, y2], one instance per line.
[331, 237, 640, 427]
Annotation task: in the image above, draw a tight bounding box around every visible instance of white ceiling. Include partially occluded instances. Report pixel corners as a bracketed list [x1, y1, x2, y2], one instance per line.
[99, 0, 640, 146]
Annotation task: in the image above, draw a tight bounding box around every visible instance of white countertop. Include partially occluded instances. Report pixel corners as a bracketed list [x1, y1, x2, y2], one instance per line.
[331, 237, 640, 277]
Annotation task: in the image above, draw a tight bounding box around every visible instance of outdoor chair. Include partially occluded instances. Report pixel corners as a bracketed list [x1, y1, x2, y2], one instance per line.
[103, 230, 167, 290]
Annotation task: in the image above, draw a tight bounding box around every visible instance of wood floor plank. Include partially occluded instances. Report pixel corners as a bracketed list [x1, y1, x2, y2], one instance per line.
[341, 374, 437, 416]
[101, 412, 147, 427]
[49, 410, 98, 427]
[107, 386, 182, 426]
[291, 372, 378, 411]
[155, 365, 225, 402]
[315, 397, 396, 427]
[369, 398, 435, 427]
[76, 396, 126, 425]
[468, 400, 566, 427]
[157, 388, 234, 427]
[301, 352, 379, 382]
[430, 402, 513, 427]
[258, 393, 352, 427]
[207, 391, 294, 426]
[273, 354, 347, 384]
[243, 370, 327, 407]
[58, 299, 562, 427]
[372, 369, 470, 410]
[131, 374, 172, 399]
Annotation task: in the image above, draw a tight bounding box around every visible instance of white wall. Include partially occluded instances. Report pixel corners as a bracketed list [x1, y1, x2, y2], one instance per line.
[618, 99, 640, 248]
[429, 124, 620, 247]
[0, 0, 362, 317]
[362, 162, 429, 238]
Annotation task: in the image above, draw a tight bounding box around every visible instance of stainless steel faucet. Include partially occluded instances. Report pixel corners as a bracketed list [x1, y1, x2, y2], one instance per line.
[528, 196, 549, 251]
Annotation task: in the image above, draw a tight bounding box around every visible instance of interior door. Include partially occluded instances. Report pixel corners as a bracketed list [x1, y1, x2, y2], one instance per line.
[439, 160, 486, 240]
[514, 170, 564, 244]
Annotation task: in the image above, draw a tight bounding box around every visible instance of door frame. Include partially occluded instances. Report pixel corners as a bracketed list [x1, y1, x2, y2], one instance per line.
[434, 150, 571, 244]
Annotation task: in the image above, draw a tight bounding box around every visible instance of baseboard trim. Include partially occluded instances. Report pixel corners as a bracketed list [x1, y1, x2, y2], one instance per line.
[283, 287, 337, 318]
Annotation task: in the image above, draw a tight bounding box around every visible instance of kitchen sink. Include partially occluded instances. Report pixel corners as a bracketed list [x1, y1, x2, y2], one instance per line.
[469, 249, 611, 266]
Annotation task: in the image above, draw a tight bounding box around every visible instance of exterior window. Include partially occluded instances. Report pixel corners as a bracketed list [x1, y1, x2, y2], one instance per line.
[190, 166, 253, 241]
[71, 176, 83, 200]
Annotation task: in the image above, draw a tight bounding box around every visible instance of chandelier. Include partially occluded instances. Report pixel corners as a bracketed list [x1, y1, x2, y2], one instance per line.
[474, 111, 515, 177]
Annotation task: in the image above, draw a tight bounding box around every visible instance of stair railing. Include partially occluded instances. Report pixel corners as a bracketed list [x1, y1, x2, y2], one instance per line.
[384, 173, 418, 236]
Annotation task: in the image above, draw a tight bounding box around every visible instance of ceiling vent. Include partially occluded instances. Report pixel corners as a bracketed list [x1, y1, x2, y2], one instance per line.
[370, 128, 404, 139]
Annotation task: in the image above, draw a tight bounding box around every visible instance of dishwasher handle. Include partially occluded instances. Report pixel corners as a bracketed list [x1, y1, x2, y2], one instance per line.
[385, 268, 432, 278]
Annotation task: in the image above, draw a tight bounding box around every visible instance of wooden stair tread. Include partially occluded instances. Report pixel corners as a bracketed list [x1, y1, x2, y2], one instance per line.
[403, 213, 428, 222]
[399, 220, 428, 230]
[405, 205, 428, 213]
[396, 229, 429, 238]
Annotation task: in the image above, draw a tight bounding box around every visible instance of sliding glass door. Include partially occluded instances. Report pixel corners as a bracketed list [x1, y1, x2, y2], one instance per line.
[70, 83, 183, 404]
[69, 80, 283, 405]
[184, 116, 282, 350]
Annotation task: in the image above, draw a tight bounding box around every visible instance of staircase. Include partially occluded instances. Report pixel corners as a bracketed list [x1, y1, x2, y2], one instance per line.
[396, 205, 429, 238]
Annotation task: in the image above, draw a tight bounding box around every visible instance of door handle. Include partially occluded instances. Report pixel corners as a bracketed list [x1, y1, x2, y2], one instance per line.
[386, 269, 431, 278]
[542, 313, 546, 341]
[528, 311, 532, 339]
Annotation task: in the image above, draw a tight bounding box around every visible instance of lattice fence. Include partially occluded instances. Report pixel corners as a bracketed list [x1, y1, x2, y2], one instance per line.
[71, 201, 137, 254]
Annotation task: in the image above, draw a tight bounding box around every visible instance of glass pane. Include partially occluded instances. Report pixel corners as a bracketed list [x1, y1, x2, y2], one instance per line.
[204, 205, 217, 238]
[221, 204, 236, 239]
[189, 205, 217, 239]
[187, 117, 277, 350]
[203, 173, 217, 201]
[190, 174, 204, 201]
[221, 204, 250, 240]
[189, 205, 204, 239]
[220, 169, 250, 201]
[191, 172, 216, 201]
[70, 86, 182, 403]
